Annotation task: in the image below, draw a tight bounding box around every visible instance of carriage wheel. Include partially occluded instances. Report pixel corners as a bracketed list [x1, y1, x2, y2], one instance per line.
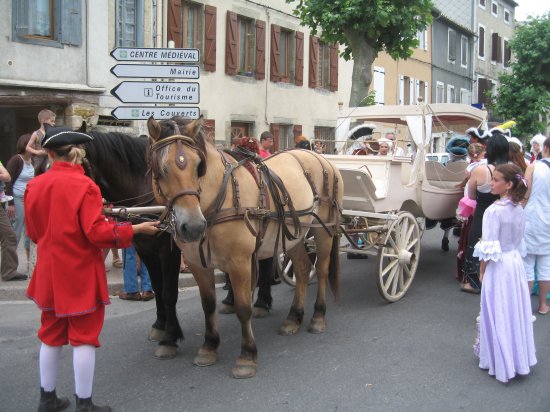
[279, 250, 317, 287]
[376, 211, 421, 302]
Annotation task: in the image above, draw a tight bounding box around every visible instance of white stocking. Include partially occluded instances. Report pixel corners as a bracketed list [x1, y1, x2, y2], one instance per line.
[73, 345, 95, 399]
[40, 343, 62, 392]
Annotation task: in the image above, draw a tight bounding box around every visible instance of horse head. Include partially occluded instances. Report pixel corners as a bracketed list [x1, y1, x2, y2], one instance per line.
[147, 116, 207, 243]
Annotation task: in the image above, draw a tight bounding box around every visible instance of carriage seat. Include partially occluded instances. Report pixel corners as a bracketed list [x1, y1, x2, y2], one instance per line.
[424, 161, 467, 190]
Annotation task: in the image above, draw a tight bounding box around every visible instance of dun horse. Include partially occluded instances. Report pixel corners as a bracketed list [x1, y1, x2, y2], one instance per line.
[147, 117, 343, 378]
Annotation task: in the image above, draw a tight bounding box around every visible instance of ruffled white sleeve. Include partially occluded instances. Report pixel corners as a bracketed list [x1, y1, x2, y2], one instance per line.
[473, 206, 502, 262]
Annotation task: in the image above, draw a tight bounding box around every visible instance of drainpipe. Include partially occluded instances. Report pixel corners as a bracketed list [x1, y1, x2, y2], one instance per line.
[264, 9, 270, 126]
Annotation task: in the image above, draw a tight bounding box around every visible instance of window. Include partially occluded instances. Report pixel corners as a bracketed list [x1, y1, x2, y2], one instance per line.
[373, 66, 385, 105]
[168, 1, 217, 72]
[477, 77, 493, 105]
[226, 11, 265, 79]
[504, 9, 511, 24]
[314, 126, 335, 153]
[447, 85, 455, 103]
[478, 25, 485, 59]
[491, 1, 498, 17]
[270, 25, 303, 85]
[12, 0, 82, 47]
[461, 35, 468, 67]
[230, 122, 253, 141]
[503, 39, 511, 67]
[308, 36, 338, 91]
[417, 80, 427, 103]
[448, 28, 457, 62]
[116, 0, 144, 47]
[491, 32, 502, 63]
[436, 82, 445, 103]
[460, 88, 470, 104]
[416, 30, 427, 50]
[479, 0, 486, 9]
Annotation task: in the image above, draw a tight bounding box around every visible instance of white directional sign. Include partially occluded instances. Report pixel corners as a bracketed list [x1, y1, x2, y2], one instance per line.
[110, 47, 200, 63]
[111, 106, 200, 120]
[111, 81, 200, 104]
[110, 64, 200, 79]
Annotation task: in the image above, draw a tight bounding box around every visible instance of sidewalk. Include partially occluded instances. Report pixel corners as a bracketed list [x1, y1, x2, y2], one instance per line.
[0, 243, 225, 301]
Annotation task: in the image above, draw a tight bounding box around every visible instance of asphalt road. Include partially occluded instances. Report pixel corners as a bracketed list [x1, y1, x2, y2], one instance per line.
[1, 229, 549, 412]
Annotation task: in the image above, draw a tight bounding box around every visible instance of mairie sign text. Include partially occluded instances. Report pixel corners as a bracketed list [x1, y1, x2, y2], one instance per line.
[111, 47, 199, 63]
[110, 64, 200, 79]
[111, 107, 200, 120]
[111, 81, 200, 104]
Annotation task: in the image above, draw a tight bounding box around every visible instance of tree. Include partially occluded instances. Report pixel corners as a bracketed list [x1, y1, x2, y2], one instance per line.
[288, 0, 433, 106]
[494, 13, 550, 137]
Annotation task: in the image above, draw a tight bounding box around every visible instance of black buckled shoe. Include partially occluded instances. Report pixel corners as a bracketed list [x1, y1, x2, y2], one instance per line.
[74, 395, 112, 412]
[38, 388, 70, 412]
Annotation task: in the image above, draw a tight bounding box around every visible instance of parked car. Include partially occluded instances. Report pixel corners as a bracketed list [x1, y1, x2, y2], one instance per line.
[426, 153, 449, 164]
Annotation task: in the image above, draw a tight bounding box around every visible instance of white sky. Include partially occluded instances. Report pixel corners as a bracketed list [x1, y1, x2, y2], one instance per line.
[515, 0, 549, 21]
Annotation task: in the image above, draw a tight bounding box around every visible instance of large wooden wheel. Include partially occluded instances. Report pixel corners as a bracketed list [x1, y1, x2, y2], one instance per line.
[376, 211, 421, 302]
[279, 238, 317, 287]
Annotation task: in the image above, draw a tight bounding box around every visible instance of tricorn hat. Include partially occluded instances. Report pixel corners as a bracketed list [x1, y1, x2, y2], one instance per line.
[41, 124, 93, 149]
[348, 123, 376, 141]
[465, 127, 491, 141]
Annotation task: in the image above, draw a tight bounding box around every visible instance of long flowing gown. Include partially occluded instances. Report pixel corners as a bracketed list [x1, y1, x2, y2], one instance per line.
[473, 198, 537, 383]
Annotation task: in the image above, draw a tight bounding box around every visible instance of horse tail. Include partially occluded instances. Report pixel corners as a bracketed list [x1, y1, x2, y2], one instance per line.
[328, 229, 340, 300]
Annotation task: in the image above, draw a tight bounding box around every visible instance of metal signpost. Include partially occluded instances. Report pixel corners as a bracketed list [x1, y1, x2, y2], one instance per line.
[110, 47, 201, 120]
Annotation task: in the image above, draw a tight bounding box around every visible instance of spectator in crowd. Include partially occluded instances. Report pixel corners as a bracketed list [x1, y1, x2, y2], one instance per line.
[0, 161, 27, 281]
[466, 127, 491, 146]
[378, 140, 390, 156]
[523, 136, 550, 315]
[26, 109, 56, 157]
[507, 137, 527, 173]
[259, 132, 274, 159]
[294, 135, 311, 150]
[385, 132, 405, 156]
[529, 133, 546, 163]
[119, 244, 154, 301]
[25, 125, 159, 412]
[313, 140, 326, 154]
[6, 133, 34, 261]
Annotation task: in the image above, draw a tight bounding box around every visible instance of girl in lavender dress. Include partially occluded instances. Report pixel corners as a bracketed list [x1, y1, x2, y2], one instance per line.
[473, 163, 536, 383]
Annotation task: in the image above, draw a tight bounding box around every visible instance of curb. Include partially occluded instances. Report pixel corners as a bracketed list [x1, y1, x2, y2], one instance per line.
[0, 271, 227, 302]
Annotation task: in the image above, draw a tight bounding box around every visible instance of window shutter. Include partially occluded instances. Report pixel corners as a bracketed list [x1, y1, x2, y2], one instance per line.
[295, 31, 304, 86]
[255, 20, 266, 80]
[14, 0, 31, 37]
[504, 41, 511, 67]
[270, 24, 281, 82]
[203, 5, 217, 72]
[61, 0, 82, 45]
[424, 81, 429, 103]
[373, 66, 385, 105]
[497, 35, 503, 63]
[293, 125, 302, 139]
[448, 30, 456, 61]
[168, 0, 182, 48]
[329, 44, 338, 92]
[270, 123, 280, 151]
[479, 27, 485, 58]
[399, 75, 405, 105]
[225, 11, 238, 75]
[203, 119, 215, 142]
[491, 32, 498, 61]
[308, 36, 319, 88]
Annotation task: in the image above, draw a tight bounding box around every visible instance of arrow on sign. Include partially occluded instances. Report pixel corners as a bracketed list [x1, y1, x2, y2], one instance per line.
[111, 107, 201, 120]
[110, 64, 200, 79]
[110, 47, 200, 63]
[111, 81, 200, 104]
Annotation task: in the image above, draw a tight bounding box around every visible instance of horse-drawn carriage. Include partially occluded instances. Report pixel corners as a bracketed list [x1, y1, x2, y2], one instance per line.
[324, 103, 487, 302]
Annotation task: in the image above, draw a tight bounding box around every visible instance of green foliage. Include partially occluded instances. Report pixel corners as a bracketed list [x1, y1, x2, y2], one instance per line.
[358, 91, 377, 106]
[288, 0, 433, 61]
[494, 13, 550, 137]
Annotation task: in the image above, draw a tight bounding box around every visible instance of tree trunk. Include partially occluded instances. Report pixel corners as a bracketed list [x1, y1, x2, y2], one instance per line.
[344, 29, 377, 107]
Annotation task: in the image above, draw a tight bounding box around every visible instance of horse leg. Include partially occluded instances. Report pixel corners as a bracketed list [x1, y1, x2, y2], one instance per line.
[307, 232, 334, 334]
[191, 267, 220, 367]
[145, 258, 166, 342]
[219, 273, 235, 314]
[229, 268, 257, 379]
[279, 243, 310, 335]
[253, 257, 274, 318]
[154, 241, 184, 359]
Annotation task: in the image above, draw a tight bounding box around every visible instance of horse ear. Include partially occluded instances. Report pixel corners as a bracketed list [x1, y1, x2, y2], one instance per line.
[147, 116, 161, 142]
[186, 115, 204, 138]
[78, 121, 87, 133]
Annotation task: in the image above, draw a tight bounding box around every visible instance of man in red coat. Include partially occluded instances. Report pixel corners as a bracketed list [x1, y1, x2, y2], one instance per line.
[25, 125, 159, 412]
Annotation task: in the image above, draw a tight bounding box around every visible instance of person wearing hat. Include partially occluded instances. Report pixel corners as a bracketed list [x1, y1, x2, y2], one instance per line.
[466, 127, 491, 146]
[25, 125, 160, 412]
[347, 124, 376, 155]
[445, 135, 470, 163]
[294, 135, 312, 150]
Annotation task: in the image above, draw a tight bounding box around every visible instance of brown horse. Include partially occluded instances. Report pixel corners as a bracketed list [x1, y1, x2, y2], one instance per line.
[147, 116, 343, 378]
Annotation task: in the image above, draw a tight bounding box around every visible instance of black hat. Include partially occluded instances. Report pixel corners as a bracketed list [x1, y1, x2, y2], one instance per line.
[465, 127, 491, 141]
[41, 125, 93, 149]
[348, 124, 376, 140]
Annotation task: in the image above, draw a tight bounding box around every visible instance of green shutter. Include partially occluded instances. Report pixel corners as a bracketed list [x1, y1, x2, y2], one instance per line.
[61, 0, 82, 45]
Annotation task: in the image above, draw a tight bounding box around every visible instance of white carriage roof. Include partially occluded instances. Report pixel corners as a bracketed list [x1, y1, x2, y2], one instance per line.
[338, 103, 487, 127]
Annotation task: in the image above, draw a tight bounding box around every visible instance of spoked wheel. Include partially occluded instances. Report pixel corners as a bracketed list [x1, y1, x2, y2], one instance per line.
[376, 211, 421, 302]
[280, 244, 317, 287]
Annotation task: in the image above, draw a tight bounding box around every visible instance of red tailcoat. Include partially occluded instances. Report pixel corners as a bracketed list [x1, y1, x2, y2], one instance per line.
[25, 162, 133, 316]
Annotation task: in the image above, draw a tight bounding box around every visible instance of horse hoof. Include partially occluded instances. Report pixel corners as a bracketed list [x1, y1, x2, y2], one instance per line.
[154, 345, 177, 360]
[278, 320, 300, 336]
[219, 304, 235, 314]
[308, 318, 327, 334]
[252, 306, 270, 318]
[148, 327, 165, 342]
[231, 359, 256, 379]
[193, 349, 218, 367]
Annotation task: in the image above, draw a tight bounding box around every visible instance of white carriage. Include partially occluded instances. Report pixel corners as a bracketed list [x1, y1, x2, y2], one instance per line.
[326, 103, 487, 302]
